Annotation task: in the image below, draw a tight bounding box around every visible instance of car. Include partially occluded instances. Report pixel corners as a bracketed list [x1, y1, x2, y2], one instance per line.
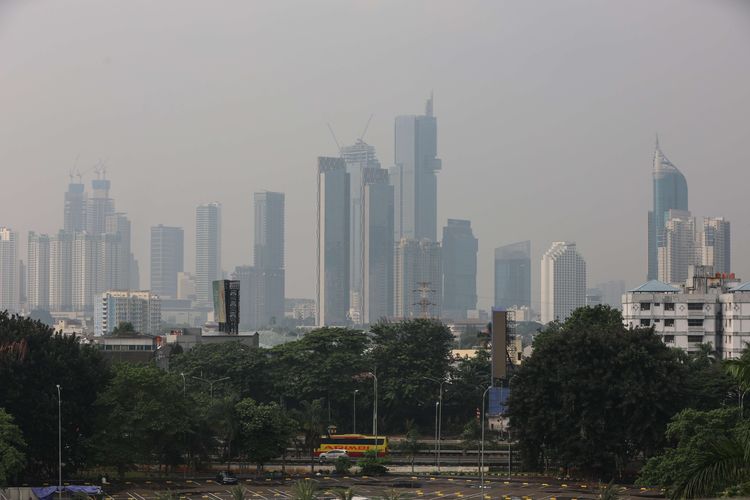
[216, 471, 239, 485]
[319, 449, 349, 463]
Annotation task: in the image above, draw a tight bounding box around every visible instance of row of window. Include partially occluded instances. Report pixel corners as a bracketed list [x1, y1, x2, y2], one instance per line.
[639, 302, 704, 311]
[662, 335, 704, 343]
[98, 344, 154, 351]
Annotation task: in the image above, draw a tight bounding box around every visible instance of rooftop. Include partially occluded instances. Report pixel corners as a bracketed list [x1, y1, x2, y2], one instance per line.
[629, 280, 680, 293]
[729, 282, 750, 292]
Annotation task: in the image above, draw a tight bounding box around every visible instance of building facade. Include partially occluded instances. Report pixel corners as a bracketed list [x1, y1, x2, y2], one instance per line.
[540, 241, 586, 324]
[195, 202, 222, 307]
[362, 168, 394, 324]
[27, 232, 50, 311]
[394, 238, 442, 319]
[94, 290, 161, 336]
[150, 225, 184, 299]
[494, 241, 531, 310]
[251, 191, 285, 328]
[441, 219, 478, 319]
[0, 228, 18, 312]
[700, 217, 731, 274]
[316, 157, 350, 325]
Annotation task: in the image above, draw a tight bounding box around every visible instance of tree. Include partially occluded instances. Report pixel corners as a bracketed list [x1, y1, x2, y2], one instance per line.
[507, 306, 694, 478]
[91, 363, 191, 477]
[112, 322, 135, 335]
[235, 398, 295, 474]
[445, 349, 491, 430]
[398, 423, 421, 473]
[0, 312, 110, 478]
[291, 399, 326, 472]
[724, 346, 750, 416]
[369, 319, 454, 430]
[0, 408, 25, 486]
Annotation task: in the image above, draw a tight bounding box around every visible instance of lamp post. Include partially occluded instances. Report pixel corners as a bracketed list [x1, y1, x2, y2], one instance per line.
[480, 385, 491, 492]
[433, 401, 439, 468]
[365, 372, 378, 453]
[191, 375, 229, 401]
[56, 384, 62, 500]
[180, 372, 186, 396]
[423, 377, 445, 472]
[353, 389, 359, 434]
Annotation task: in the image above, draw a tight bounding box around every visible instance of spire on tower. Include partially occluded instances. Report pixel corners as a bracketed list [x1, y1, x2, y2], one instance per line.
[425, 91, 434, 117]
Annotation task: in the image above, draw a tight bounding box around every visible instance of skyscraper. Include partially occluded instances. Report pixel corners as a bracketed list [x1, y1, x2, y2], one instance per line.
[150, 225, 184, 298]
[394, 238, 442, 319]
[254, 192, 285, 270]
[441, 219, 478, 319]
[391, 94, 442, 242]
[0, 228, 18, 312]
[105, 213, 132, 289]
[316, 157, 350, 325]
[64, 179, 86, 232]
[540, 241, 586, 324]
[700, 217, 731, 274]
[648, 139, 688, 280]
[27, 232, 51, 311]
[196, 203, 222, 306]
[362, 168, 394, 324]
[658, 210, 696, 285]
[72, 231, 97, 312]
[49, 231, 73, 311]
[494, 241, 531, 310]
[87, 175, 115, 236]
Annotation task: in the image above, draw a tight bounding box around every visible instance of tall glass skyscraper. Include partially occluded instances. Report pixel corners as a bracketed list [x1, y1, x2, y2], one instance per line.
[442, 219, 478, 319]
[648, 139, 688, 280]
[195, 202, 221, 306]
[150, 225, 184, 298]
[494, 241, 531, 310]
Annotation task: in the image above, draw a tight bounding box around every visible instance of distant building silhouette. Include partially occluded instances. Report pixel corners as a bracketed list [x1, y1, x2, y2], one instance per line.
[494, 241, 531, 310]
[540, 241, 586, 324]
[442, 219, 477, 319]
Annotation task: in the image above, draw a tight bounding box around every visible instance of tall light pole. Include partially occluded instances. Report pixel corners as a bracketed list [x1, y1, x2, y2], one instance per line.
[433, 401, 439, 468]
[56, 384, 62, 500]
[365, 372, 378, 453]
[353, 389, 359, 434]
[423, 377, 445, 472]
[191, 375, 229, 401]
[180, 372, 186, 396]
[480, 385, 491, 492]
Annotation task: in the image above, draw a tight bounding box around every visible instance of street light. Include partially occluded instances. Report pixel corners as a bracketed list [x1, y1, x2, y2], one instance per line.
[364, 372, 378, 452]
[191, 375, 229, 401]
[433, 401, 440, 468]
[56, 384, 62, 500]
[180, 372, 186, 396]
[480, 385, 491, 492]
[353, 389, 359, 434]
[423, 376, 446, 473]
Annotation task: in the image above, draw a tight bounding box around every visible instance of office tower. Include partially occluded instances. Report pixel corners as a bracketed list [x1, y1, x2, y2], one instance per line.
[18, 260, 26, 310]
[700, 217, 731, 274]
[540, 241, 586, 324]
[72, 232, 97, 311]
[0, 228, 18, 312]
[150, 225, 184, 298]
[94, 290, 161, 336]
[394, 238, 442, 318]
[442, 219, 478, 319]
[251, 192, 285, 327]
[49, 231, 74, 311]
[27, 232, 51, 311]
[195, 202, 222, 306]
[232, 266, 257, 329]
[129, 258, 140, 290]
[391, 94, 442, 242]
[494, 241, 532, 310]
[96, 232, 123, 294]
[64, 179, 87, 232]
[87, 174, 115, 236]
[648, 139, 688, 280]
[105, 213, 132, 289]
[658, 210, 697, 285]
[316, 157, 350, 325]
[177, 272, 197, 301]
[362, 168, 394, 324]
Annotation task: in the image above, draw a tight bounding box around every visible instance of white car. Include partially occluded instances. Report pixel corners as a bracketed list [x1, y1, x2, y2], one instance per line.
[319, 449, 349, 463]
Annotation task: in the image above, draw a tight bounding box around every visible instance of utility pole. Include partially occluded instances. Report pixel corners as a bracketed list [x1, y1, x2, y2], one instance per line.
[56, 384, 62, 500]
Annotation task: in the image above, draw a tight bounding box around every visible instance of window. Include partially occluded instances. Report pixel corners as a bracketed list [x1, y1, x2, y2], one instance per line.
[654, 318, 661, 323]
[688, 335, 703, 343]
[640, 319, 651, 327]
[663, 335, 675, 343]
[688, 318, 704, 327]
[664, 303, 675, 311]
[688, 303, 704, 311]
[654, 303, 661, 307]
[640, 302, 651, 311]
[665, 318, 675, 327]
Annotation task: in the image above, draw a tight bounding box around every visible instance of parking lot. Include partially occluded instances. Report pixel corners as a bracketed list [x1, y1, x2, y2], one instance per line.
[100, 474, 665, 500]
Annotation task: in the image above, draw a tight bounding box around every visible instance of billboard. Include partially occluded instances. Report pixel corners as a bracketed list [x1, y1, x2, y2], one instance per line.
[213, 280, 227, 323]
[488, 386, 510, 416]
[491, 308, 507, 380]
[213, 280, 240, 333]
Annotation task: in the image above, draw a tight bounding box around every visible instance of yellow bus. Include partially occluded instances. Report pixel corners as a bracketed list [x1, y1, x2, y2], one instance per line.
[315, 434, 389, 458]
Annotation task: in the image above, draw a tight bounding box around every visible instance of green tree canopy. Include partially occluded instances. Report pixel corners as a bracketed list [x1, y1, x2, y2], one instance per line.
[235, 398, 295, 472]
[0, 408, 25, 486]
[112, 322, 136, 335]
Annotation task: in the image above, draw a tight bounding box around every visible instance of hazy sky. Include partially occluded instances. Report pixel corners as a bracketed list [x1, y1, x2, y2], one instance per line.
[1, 0, 749, 310]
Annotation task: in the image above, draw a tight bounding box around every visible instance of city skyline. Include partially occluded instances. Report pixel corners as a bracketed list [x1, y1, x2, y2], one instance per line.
[1, 1, 749, 311]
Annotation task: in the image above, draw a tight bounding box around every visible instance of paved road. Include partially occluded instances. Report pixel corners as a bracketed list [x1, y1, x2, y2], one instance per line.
[100, 474, 665, 500]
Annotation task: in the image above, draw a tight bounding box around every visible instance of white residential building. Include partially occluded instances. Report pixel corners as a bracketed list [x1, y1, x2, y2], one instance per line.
[540, 241, 586, 324]
[195, 203, 222, 307]
[27, 232, 51, 311]
[94, 290, 161, 336]
[0, 227, 18, 312]
[658, 209, 696, 285]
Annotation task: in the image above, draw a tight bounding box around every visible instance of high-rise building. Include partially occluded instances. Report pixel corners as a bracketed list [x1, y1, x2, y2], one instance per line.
[700, 217, 731, 274]
[195, 202, 222, 306]
[94, 290, 161, 336]
[648, 139, 688, 280]
[64, 180, 87, 233]
[87, 175, 115, 236]
[27, 232, 51, 311]
[594, 279, 627, 309]
[391, 94, 442, 242]
[96, 232, 124, 295]
[658, 209, 696, 285]
[394, 238, 442, 319]
[49, 231, 74, 311]
[72, 232, 97, 312]
[177, 271, 197, 301]
[150, 225, 184, 298]
[316, 157, 350, 325]
[494, 241, 531, 310]
[0, 228, 18, 312]
[540, 241, 586, 324]
[254, 192, 285, 270]
[362, 168, 394, 324]
[105, 213, 132, 289]
[441, 219, 478, 319]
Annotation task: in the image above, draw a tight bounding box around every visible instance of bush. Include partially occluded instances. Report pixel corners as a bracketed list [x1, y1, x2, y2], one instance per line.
[334, 456, 352, 474]
[358, 450, 388, 475]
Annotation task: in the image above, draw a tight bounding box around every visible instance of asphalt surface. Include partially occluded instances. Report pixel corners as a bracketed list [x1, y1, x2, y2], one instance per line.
[98, 474, 665, 500]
